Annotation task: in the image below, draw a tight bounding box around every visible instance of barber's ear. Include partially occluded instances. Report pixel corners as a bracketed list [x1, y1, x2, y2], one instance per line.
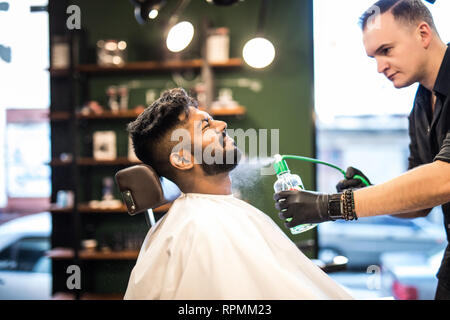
[417, 22, 433, 48]
[169, 152, 194, 171]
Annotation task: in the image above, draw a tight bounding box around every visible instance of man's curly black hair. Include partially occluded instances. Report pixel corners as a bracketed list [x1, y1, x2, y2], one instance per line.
[127, 88, 198, 179]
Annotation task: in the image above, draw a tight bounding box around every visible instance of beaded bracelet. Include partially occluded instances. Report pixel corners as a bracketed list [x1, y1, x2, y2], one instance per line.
[342, 189, 358, 221]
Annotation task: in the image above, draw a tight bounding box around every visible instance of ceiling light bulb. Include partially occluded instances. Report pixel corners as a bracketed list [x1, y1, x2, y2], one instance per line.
[242, 37, 275, 69]
[148, 9, 158, 19]
[166, 21, 194, 53]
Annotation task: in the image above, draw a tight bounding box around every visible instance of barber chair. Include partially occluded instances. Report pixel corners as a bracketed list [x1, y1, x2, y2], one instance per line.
[115, 164, 181, 227]
[115, 164, 347, 273]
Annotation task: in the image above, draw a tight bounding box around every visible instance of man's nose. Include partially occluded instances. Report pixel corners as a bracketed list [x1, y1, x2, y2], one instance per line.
[376, 57, 389, 74]
[212, 119, 227, 132]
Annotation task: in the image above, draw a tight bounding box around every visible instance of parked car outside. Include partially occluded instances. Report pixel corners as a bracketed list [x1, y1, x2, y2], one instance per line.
[0, 212, 52, 300]
[379, 245, 446, 300]
[318, 215, 446, 269]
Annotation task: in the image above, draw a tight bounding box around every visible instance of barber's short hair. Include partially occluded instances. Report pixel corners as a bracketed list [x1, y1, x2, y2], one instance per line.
[127, 88, 198, 179]
[360, 0, 437, 32]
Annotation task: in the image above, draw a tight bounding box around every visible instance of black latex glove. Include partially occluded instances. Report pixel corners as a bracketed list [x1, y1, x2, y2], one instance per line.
[274, 190, 333, 227]
[336, 166, 371, 192]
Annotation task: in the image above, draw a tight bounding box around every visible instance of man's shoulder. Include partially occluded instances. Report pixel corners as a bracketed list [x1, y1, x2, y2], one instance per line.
[168, 195, 270, 234]
[165, 196, 224, 232]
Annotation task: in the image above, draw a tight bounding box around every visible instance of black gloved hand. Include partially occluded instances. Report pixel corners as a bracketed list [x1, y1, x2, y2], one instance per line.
[336, 166, 371, 192]
[274, 190, 334, 227]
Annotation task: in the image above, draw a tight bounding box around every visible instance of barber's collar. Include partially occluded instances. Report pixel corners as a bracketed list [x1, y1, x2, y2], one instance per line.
[433, 44, 450, 97]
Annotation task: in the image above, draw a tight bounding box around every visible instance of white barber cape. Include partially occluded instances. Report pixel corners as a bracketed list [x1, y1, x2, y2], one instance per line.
[124, 193, 353, 300]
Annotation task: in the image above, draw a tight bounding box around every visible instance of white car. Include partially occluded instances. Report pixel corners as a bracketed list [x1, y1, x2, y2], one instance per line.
[380, 246, 446, 300]
[0, 212, 52, 300]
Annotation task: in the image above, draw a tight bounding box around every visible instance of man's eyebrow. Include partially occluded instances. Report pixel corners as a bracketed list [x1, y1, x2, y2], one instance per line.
[194, 115, 210, 128]
[200, 114, 213, 121]
[369, 43, 393, 58]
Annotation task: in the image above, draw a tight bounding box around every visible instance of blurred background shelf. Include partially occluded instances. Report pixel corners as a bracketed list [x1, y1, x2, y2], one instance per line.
[49, 157, 141, 166]
[49, 202, 172, 214]
[49, 58, 243, 75]
[76, 58, 243, 73]
[203, 106, 246, 116]
[48, 106, 246, 121]
[46, 248, 139, 260]
[52, 292, 124, 300]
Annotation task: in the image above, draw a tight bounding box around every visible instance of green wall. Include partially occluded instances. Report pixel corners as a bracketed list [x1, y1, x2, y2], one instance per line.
[71, 0, 316, 249]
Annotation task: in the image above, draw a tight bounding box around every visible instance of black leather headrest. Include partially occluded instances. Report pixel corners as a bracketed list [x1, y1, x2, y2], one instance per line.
[115, 164, 181, 215]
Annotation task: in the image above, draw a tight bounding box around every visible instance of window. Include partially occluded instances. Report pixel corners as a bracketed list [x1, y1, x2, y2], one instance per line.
[313, 0, 449, 299]
[313, 0, 450, 193]
[6, 120, 51, 198]
[0, 0, 50, 208]
[313, 0, 450, 122]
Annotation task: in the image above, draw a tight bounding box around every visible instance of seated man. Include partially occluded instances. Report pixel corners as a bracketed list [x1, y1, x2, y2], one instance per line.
[124, 88, 352, 300]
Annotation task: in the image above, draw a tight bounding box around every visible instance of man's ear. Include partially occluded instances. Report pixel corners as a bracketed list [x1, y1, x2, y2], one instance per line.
[417, 22, 433, 49]
[169, 150, 194, 171]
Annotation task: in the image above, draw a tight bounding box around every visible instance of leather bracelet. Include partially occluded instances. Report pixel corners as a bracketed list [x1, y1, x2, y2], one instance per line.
[328, 193, 343, 220]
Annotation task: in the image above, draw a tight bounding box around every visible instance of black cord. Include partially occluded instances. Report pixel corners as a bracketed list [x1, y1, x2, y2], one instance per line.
[256, 0, 269, 36]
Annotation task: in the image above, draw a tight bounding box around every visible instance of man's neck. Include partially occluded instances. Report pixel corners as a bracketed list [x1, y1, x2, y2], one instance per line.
[420, 41, 447, 92]
[179, 170, 233, 195]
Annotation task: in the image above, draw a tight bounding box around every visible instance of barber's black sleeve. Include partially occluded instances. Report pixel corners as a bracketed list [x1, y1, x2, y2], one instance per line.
[434, 132, 450, 163]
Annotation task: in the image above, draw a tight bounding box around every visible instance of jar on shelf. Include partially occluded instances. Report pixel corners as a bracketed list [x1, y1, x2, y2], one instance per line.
[96, 39, 127, 66]
[206, 27, 230, 63]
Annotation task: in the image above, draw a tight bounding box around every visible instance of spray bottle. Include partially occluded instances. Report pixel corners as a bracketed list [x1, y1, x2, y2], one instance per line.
[273, 154, 370, 234]
[273, 154, 316, 234]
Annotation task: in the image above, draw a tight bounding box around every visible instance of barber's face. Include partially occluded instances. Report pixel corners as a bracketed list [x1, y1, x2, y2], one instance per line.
[363, 12, 427, 88]
[186, 107, 241, 175]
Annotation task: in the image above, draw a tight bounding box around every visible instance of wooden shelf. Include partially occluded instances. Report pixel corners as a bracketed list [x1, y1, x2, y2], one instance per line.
[203, 105, 246, 117]
[77, 157, 141, 166]
[49, 204, 127, 214]
[52, 292, 124, 300]
[49, 68, 71, 77]
[49, 201, 172, 214]
[76, 58, 243, 74]
[46, 248, 139, 260]
[77, 109, 142, 119]
[48, 105, 246, 123]
[49, 111, 71, 121]
[49, 159, 73, 166]
[49, 110, 141, 121]
[49, 157, 141, 167]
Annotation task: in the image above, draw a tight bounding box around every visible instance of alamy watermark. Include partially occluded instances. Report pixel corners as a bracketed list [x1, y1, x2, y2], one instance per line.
[366, 265, 382, 290]
[365, 5, 381, 31]
[66, 5, 81, 30]
[66, 264, 81, 290]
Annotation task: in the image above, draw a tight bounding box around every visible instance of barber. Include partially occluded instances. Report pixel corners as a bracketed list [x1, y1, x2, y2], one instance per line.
[274, 0, 450, 300]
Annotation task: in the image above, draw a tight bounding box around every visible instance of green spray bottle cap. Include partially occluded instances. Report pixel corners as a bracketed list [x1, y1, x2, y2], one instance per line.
[273, 154, 289, 175]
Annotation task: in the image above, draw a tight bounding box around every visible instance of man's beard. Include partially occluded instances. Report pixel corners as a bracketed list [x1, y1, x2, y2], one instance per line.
[198, 133, 243, 176]
[200, 145, 242, 176]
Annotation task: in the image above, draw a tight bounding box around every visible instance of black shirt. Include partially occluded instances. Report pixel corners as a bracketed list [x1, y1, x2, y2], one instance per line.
[408, 44, 450, 281]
